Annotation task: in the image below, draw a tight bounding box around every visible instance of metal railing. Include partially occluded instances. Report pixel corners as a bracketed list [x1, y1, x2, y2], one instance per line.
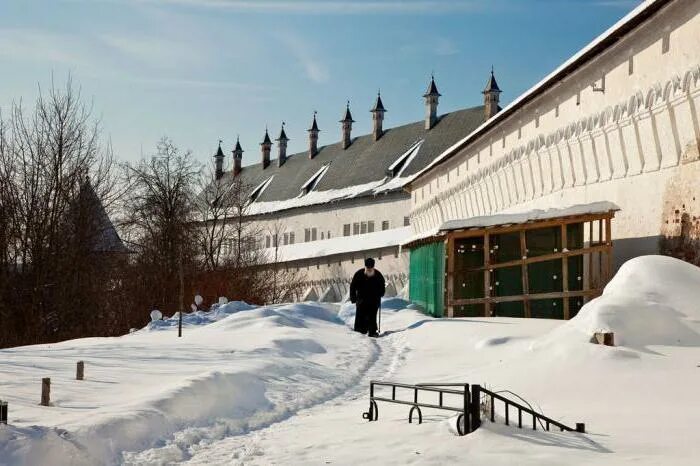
[0, 400, 7, 424]
[362, 381, 585, 436]
[362, 381, 479, 435]
[477, 385, 585, 433]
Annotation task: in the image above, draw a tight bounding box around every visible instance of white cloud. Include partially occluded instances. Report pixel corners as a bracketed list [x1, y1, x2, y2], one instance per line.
[99, 33, 210, 70]
[434, 37, 459, 56]
[276, 32, 330, 84]
[0, 28, 90, 66]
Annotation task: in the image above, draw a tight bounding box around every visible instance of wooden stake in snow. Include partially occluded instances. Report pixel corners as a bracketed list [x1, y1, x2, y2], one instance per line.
[41, 378, 50, 406]
[77, 361, 84, 380]
[592, 332, 615, 346]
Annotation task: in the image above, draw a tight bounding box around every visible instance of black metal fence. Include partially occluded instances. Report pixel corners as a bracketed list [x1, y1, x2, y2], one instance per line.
[362, 381, 480, 435]
[0, 400, 7, 424]
[363, 380, 584, 436]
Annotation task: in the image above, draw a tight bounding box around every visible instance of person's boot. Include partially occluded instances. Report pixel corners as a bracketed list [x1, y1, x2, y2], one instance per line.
[369, 331, 379, 338]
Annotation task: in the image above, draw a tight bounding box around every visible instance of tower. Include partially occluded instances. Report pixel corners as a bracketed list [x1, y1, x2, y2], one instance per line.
[214, 140, 225, 180]
[371, 91, 387, 141]
[483, 67, 502, 120]
[276, 122, 289, 167]
[261, 128, 272, 169]
[423, 75, 441, 130]
[232, 136, 243, 176]
[340, 101, 355, 150]
[308, 112, 320, 159]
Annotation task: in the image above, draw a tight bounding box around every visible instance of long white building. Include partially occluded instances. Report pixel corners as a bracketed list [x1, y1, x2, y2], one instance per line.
[213, 78, 495, 301]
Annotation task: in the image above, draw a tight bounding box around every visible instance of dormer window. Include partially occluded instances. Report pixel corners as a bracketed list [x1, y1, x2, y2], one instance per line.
[250, 176, 274, 202]
[386, 140, 423, 178]
[300, 164, 330, 195]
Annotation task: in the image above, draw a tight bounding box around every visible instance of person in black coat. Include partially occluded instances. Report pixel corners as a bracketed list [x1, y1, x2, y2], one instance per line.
[350, 257, 385, 337]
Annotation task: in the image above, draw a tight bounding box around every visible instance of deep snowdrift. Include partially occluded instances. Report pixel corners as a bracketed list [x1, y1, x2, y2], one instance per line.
[535, 255, 700, 351]
[0, 301, 376, 465]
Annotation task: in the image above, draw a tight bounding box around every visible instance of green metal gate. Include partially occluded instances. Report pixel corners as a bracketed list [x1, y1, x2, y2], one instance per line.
[409, 241, 445, 317]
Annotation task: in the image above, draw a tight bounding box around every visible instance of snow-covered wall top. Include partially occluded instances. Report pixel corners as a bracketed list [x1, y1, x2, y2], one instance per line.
[266, 226, 411, 263]
[439, 201, 620, 231]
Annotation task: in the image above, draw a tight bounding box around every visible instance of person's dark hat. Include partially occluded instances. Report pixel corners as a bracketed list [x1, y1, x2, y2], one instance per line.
[364, 257, 375, 268]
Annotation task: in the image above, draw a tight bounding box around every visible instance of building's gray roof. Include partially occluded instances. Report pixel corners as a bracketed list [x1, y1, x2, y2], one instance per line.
[75, 180, 129, 254]
[218, 105, 486, 212]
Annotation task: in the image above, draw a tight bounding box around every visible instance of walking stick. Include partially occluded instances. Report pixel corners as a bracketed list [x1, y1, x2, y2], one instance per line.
[377, 304, 381, 334]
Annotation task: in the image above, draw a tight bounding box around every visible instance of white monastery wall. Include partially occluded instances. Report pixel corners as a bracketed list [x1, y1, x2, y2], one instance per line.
[410, 0, 700, 268]
[251, 194, 410, 245]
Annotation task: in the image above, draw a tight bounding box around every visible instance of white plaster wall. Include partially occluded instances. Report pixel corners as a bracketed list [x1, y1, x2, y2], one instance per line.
[251, 194, 410, 244]
[280, 248, 409, 302]
[410, 0, 700, 269]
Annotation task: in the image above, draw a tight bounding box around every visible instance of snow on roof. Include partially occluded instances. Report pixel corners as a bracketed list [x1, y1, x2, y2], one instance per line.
[300, 164, 330, 194]
[247, 178, 389, 216]
[387, 140, 422, 175]
[266, 226, 412, 263]
[404, 201, 620, 246]
[249, 175, 274, 201]
[411, 0, 668, 183]
[439, 201, 620, 232]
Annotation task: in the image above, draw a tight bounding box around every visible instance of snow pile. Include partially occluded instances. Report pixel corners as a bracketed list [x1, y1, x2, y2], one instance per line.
[337, 296, 415, 327]
[0, 302, 375, 466]
[146, 300, 256, 330]
[536, 255, 700, 351]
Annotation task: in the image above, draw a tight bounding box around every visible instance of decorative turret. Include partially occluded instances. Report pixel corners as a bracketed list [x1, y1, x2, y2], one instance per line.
[339, 101, 355, 150]
[371, 91, 386, 141]
[214, 140, 225, 180]
[308, 111, 320, 159]
[276, 122, 289, 167]
[232, 136, 243, 176]
[483, 67, 502, 120]
[261, 128, 272, 169]
[423, 74, 441, 130]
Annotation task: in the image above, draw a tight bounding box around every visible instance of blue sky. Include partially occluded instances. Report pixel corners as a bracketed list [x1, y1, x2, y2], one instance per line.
[0, 0, 642, 166]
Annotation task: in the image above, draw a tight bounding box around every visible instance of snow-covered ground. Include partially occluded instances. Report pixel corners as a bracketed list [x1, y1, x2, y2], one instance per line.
[2, 255, 700, 465]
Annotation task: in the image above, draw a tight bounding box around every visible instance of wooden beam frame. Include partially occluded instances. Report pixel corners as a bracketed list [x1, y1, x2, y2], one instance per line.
[444, 211, 615, 319]
[452, 288, 602, 306]
[446, 243, 611, 274]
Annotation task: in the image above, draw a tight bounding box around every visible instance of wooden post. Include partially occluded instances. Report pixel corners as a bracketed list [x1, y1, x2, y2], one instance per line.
[76, 361, 84, 381]
[483, 233, 491, 317]
[562, 224, 570, 320]
[41, 378, 50, 406]
[520, 230, 531, 318]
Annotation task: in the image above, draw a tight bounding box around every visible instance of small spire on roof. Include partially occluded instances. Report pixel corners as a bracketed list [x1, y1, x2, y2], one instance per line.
[484, 67, 501, 93]
[215, 139, 225, 158]
[340, 100, 355, 123]
[371, 90, 387, 113]
[261, 127, 272, 145]
[276, 121, 289, 142]
[308, 111, 320, 132]
[233, 135, 243, 153]
[424, 74, 441, 97]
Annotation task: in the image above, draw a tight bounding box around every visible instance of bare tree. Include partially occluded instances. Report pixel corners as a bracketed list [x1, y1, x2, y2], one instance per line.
[259, 220, 307, 304]
[0, 77, 123, 347]
[119, 137, 201, 316]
